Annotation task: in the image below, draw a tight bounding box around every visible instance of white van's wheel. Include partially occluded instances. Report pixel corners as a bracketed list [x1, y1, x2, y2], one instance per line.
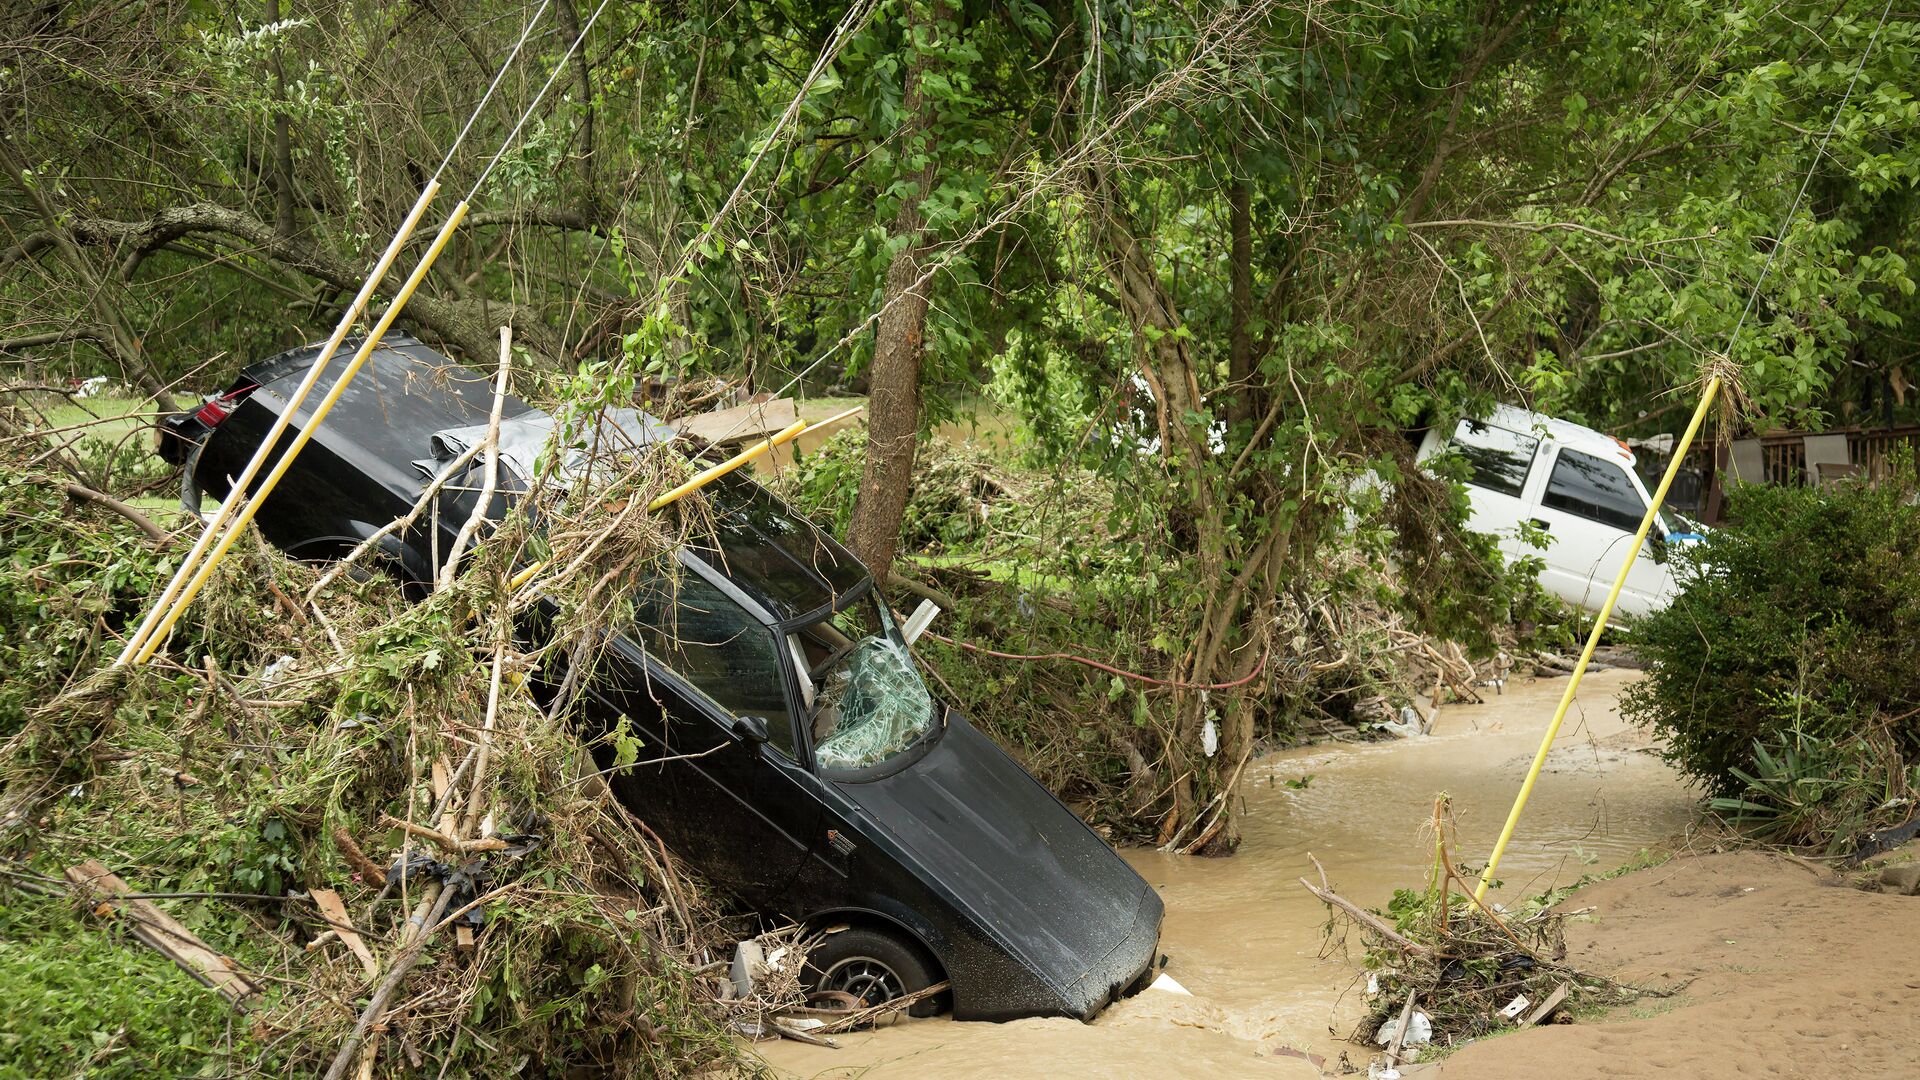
[805, 927, 944, 1016]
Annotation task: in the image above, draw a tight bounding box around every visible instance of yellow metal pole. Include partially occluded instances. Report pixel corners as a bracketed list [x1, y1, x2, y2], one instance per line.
[1473, 376, 1721, 902]
[131, 201, 473, 665]
[116, 181, 441, 665]
[504, 418, 814, 594]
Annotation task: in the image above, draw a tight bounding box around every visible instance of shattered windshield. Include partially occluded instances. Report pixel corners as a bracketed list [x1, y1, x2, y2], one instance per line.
[790, 593, 935, 771]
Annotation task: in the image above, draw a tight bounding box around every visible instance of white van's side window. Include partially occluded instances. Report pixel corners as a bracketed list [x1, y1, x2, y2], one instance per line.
[1448, 419, 1538, 496]
[1543, 448, 1644, 532]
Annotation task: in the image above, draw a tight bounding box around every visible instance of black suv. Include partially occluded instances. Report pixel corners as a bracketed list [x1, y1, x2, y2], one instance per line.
[179, 337, 1163, 1021]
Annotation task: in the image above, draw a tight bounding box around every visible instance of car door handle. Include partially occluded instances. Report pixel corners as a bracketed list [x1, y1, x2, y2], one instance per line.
[1529, 518, 1550, 531]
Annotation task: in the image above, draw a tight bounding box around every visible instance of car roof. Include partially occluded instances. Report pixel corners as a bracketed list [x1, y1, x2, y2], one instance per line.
[249, 337, 868, 620]
[1479, 402, 1637, 467]
[247, 336, 529, 503]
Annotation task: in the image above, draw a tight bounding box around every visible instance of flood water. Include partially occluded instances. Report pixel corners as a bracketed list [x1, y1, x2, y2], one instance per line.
[759, 668, 1699, 1079]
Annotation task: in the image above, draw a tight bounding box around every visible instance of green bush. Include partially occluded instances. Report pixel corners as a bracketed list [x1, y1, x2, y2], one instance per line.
[1623, 466, 1920, 849]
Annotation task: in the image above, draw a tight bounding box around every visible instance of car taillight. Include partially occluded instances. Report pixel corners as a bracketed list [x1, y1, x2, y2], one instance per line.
[193, 383, 257, 428]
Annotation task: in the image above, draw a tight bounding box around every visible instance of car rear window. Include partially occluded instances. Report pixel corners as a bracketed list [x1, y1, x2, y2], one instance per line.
[1448, 419, 1538, 497]
[1542, 448, 1645, 532]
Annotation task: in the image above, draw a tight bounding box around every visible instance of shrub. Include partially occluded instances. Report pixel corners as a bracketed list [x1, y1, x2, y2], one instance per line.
[1623, 464, 1920, 849]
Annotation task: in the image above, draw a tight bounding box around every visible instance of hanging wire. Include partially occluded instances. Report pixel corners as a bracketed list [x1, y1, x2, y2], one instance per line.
[468, 0, 616, 200]
[434, 0, 557, 183]
[1723, 0, 1895, 357]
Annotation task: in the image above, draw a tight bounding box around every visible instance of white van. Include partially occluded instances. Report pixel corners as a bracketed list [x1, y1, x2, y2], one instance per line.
[1416, 404, 1702, 621]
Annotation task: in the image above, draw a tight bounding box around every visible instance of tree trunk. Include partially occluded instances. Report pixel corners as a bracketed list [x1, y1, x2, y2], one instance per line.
[266, 0, 296, 239]
[1228, 171, 1254, 430]
[846, 0, 948, 580]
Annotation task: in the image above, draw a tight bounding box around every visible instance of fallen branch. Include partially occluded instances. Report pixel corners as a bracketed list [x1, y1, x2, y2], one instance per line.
[378, 813, 509, 854]
[815, 979, 952, 1034]
[63, 482, 170, 543]
[1299, 857, 1431, 956]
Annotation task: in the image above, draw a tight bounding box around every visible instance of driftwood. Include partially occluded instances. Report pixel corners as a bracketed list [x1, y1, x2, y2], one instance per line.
[64, 859, 259, 1004]
[1299, 854, 1431, 956]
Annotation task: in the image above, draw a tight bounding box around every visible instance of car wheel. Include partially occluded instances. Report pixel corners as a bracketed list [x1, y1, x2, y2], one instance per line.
[805, 927, 945, 1017]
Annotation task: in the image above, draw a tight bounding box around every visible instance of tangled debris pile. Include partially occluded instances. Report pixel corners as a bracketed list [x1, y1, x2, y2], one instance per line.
[0, 410, 797, 1076]
[1302, 803, 1654, 1073]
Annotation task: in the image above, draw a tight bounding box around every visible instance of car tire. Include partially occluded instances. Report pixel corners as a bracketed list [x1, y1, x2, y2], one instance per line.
[804, 927, 945, 1017]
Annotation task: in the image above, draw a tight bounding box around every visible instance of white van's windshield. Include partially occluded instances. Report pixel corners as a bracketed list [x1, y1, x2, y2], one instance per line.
[790, 595, 934, 770]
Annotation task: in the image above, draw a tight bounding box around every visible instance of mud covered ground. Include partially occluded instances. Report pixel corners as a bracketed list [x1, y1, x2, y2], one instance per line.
[1426, 845, 1920, 1079]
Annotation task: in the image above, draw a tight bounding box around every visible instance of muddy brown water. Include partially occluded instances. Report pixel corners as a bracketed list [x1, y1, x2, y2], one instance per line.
[758, 668, 1698, 1079]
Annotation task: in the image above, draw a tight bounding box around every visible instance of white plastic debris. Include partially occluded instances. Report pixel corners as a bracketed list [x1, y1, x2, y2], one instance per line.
[1202, 718, 1219, 757]
[1367, 1066, 1402, 1080]
[730, 940, 766, 999]
[261, 655, 297, 684]
[1498, 993, 1531, 1020]
[1374, 1010, 1432, 1047]
[1366, 972, 1380, 996]
[1146, 972, 1193, 997]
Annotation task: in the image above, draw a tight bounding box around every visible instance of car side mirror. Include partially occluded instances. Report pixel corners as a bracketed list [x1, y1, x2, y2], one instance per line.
[1647, 530, 1669, 564]
[729, 714, 771, 744]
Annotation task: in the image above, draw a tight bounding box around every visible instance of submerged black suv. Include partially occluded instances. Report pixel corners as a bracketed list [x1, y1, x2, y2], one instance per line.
[178, 336, 1163, 1021]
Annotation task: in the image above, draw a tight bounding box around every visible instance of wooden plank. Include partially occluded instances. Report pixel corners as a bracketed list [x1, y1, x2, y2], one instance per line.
[311, 887, 379, 980]
[64, 859, 258, 1005]
[1522, 982, 1570, 1027]
[675, 398, 799, 446]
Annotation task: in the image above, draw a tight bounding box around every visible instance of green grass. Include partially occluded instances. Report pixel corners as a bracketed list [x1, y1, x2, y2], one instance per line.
[38, 397, 157, 451]
[0, 890, 253, 1078]
[908, 551, 1078, 596]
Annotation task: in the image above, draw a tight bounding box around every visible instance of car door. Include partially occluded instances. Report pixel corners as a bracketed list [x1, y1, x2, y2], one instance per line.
[1435, 417, 1542, 564]
[1526, 445, 1671, 618]
[589, 565, 821, 907]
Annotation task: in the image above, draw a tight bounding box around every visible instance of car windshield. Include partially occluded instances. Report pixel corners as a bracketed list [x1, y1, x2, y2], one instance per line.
[790, 593, 934, 771]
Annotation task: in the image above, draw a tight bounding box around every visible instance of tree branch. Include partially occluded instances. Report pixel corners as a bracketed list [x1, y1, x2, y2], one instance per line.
[63, 482, 170, 543]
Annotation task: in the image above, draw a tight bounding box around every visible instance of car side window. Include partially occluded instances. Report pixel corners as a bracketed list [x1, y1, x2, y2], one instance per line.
[1447, 419, 1538, 497]
[1542, 448, 1645, 532]
[629, 573, 798, 760]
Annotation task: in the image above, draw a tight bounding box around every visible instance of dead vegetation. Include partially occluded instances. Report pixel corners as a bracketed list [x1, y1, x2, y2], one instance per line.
[1302, 801, 1657, 1069]
[0, 410, 784, 1076]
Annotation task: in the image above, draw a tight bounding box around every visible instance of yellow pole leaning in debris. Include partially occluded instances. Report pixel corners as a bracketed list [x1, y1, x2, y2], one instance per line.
[1473, 375, 1722, 902]
[130, 202, 473, 665]
[504, 415, 823, 594]
[114, 182, 441, 666]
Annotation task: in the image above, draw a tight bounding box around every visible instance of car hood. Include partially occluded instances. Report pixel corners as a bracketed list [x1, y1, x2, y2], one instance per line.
[834, 711, 1161, 1013]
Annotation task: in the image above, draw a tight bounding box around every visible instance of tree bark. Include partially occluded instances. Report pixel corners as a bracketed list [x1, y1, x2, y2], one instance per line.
[1228, 169, 1254, 430]
[266, 0, 296, 239]
[846, 0, 949, 580]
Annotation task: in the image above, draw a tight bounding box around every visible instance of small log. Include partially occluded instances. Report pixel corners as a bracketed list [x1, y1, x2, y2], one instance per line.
[65, 859, 258, 1004]
[333, 827, 387, 887]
